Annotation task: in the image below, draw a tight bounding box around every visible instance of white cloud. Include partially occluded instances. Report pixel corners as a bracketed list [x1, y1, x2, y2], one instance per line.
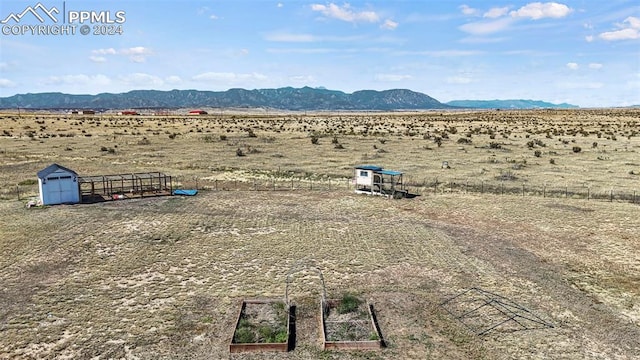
[459, 17, 514, 35]
[165, 76, 182, 84]
[277, 3, 283, 8]
[92, 48, 117, 55]
[459, 5, 478, 16]
[43, 74, 111, 86]
[510, 2, 572, 20]
[120, 47, 151, 56]
[0, 79, 16, 87]
[598, 17, 640, 41]
[90, 47, 152, 62]
[192, 72, 268, 82]
[311, 3, 379, 23]
[381, 19, 398, 30]
[89, 56, 107, 63]
[289, 75, 315, 83]
[374, 74, 412, 82]
[119, 47, 152, 62]
[210, 14, 219, 20]
[556, 81, 604, 89]
[484, 7, 510, 19]
[566, 62, 579, 70]
[395, 50, 482, 57]
[585, 35, 594, 42]
[588, 63, 603, 70]
[264, 31, 363, 43]
[129, 56, 146, 63]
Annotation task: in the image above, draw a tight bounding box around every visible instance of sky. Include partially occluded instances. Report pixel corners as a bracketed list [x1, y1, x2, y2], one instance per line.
[0, 0, 638, 107]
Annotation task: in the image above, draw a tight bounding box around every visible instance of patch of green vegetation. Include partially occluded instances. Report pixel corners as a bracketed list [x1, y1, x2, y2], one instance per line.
[234, 326, 256, 343]
[338, 293, 362, 314]
[258, 324, 287, 343]
[18, 179, 38, 186]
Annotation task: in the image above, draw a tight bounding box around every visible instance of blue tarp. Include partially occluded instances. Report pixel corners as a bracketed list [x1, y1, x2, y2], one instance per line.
[173, 189, 198, 196]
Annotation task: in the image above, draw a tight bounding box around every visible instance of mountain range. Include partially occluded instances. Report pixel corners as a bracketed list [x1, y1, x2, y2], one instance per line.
[446, 99, 579, 109]
[0, 87, 578, 110]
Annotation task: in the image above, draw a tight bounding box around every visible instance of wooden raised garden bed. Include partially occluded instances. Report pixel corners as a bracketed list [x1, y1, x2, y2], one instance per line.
[321, 294, 383, 350]
[229, 299, 290, 353]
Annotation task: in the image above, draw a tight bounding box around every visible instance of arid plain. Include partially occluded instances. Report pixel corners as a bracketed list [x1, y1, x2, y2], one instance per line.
[0, 109, 638, 359]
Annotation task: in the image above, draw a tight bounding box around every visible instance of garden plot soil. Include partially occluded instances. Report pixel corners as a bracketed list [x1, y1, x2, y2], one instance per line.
[324, 300, 374, 342]
[0, 188, 639, 359]
[233, 301, 287, 344]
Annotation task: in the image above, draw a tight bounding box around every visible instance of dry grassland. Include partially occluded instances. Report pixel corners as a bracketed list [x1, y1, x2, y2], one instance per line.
[0, 109, 639, 359]
[0, 109, 638, 198]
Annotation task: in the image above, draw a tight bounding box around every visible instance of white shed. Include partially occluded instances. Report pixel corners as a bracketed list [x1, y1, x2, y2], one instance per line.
[37, 163, 81, 205]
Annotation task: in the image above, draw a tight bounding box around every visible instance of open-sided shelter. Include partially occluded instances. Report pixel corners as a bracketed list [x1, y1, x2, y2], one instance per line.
[354, 165, 407, 198]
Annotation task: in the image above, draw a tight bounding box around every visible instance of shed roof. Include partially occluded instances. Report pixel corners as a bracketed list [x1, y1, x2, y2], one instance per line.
[37, 163, 78, 179]
[380, 169, 403, 176]
[355, 165, 383, 171]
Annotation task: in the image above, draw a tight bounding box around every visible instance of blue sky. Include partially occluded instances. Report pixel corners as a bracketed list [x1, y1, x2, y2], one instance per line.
[0, 0, 638, 107]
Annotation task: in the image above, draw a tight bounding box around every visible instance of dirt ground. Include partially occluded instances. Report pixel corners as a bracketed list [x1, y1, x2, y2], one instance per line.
[0, 189, 638, 359]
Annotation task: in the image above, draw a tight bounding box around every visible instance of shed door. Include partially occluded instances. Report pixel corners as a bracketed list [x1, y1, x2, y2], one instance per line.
[46, 176, 76, 204]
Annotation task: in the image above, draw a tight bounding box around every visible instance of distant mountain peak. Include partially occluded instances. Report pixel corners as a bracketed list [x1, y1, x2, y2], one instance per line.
[0, 87, 454, 110]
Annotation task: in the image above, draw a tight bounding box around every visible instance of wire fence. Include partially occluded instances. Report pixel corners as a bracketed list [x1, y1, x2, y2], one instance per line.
[404, 177, 638, 203]
[177, 176, 638, 204]
[7, 175, 638, 205]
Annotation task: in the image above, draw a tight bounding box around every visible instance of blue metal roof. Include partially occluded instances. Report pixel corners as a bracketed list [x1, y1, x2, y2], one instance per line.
[355, 165, 383, 171]
[380, 169, 403, 176]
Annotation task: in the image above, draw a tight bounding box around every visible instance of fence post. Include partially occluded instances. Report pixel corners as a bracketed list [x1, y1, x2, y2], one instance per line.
[253, 179, 257, 191]
[16, 185, 20, 201]
[610, 189, 613, 202]
[587, 187, 590, 201]
[634, 190, 636, 204]
[522, 183, 525, 197]
[565, 186, 568, 198]
[501, 181, 504, 195]
[215, 179, 218, 191]
[450, 181, 453, 193]
[434, 177, 438, 194]
[543, 185, 546, 198]
[481, 180, 484, 194]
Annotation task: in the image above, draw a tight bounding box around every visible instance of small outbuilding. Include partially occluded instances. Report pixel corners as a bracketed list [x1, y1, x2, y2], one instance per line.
[189, 109, 208, 115]
[354, 164, 407, 199]
[37, 163, 81, 205]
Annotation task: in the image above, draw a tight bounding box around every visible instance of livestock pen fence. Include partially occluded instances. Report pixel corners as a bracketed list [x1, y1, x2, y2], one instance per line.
[8, 174, 639, 205]
[175, 175, 639, 204]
